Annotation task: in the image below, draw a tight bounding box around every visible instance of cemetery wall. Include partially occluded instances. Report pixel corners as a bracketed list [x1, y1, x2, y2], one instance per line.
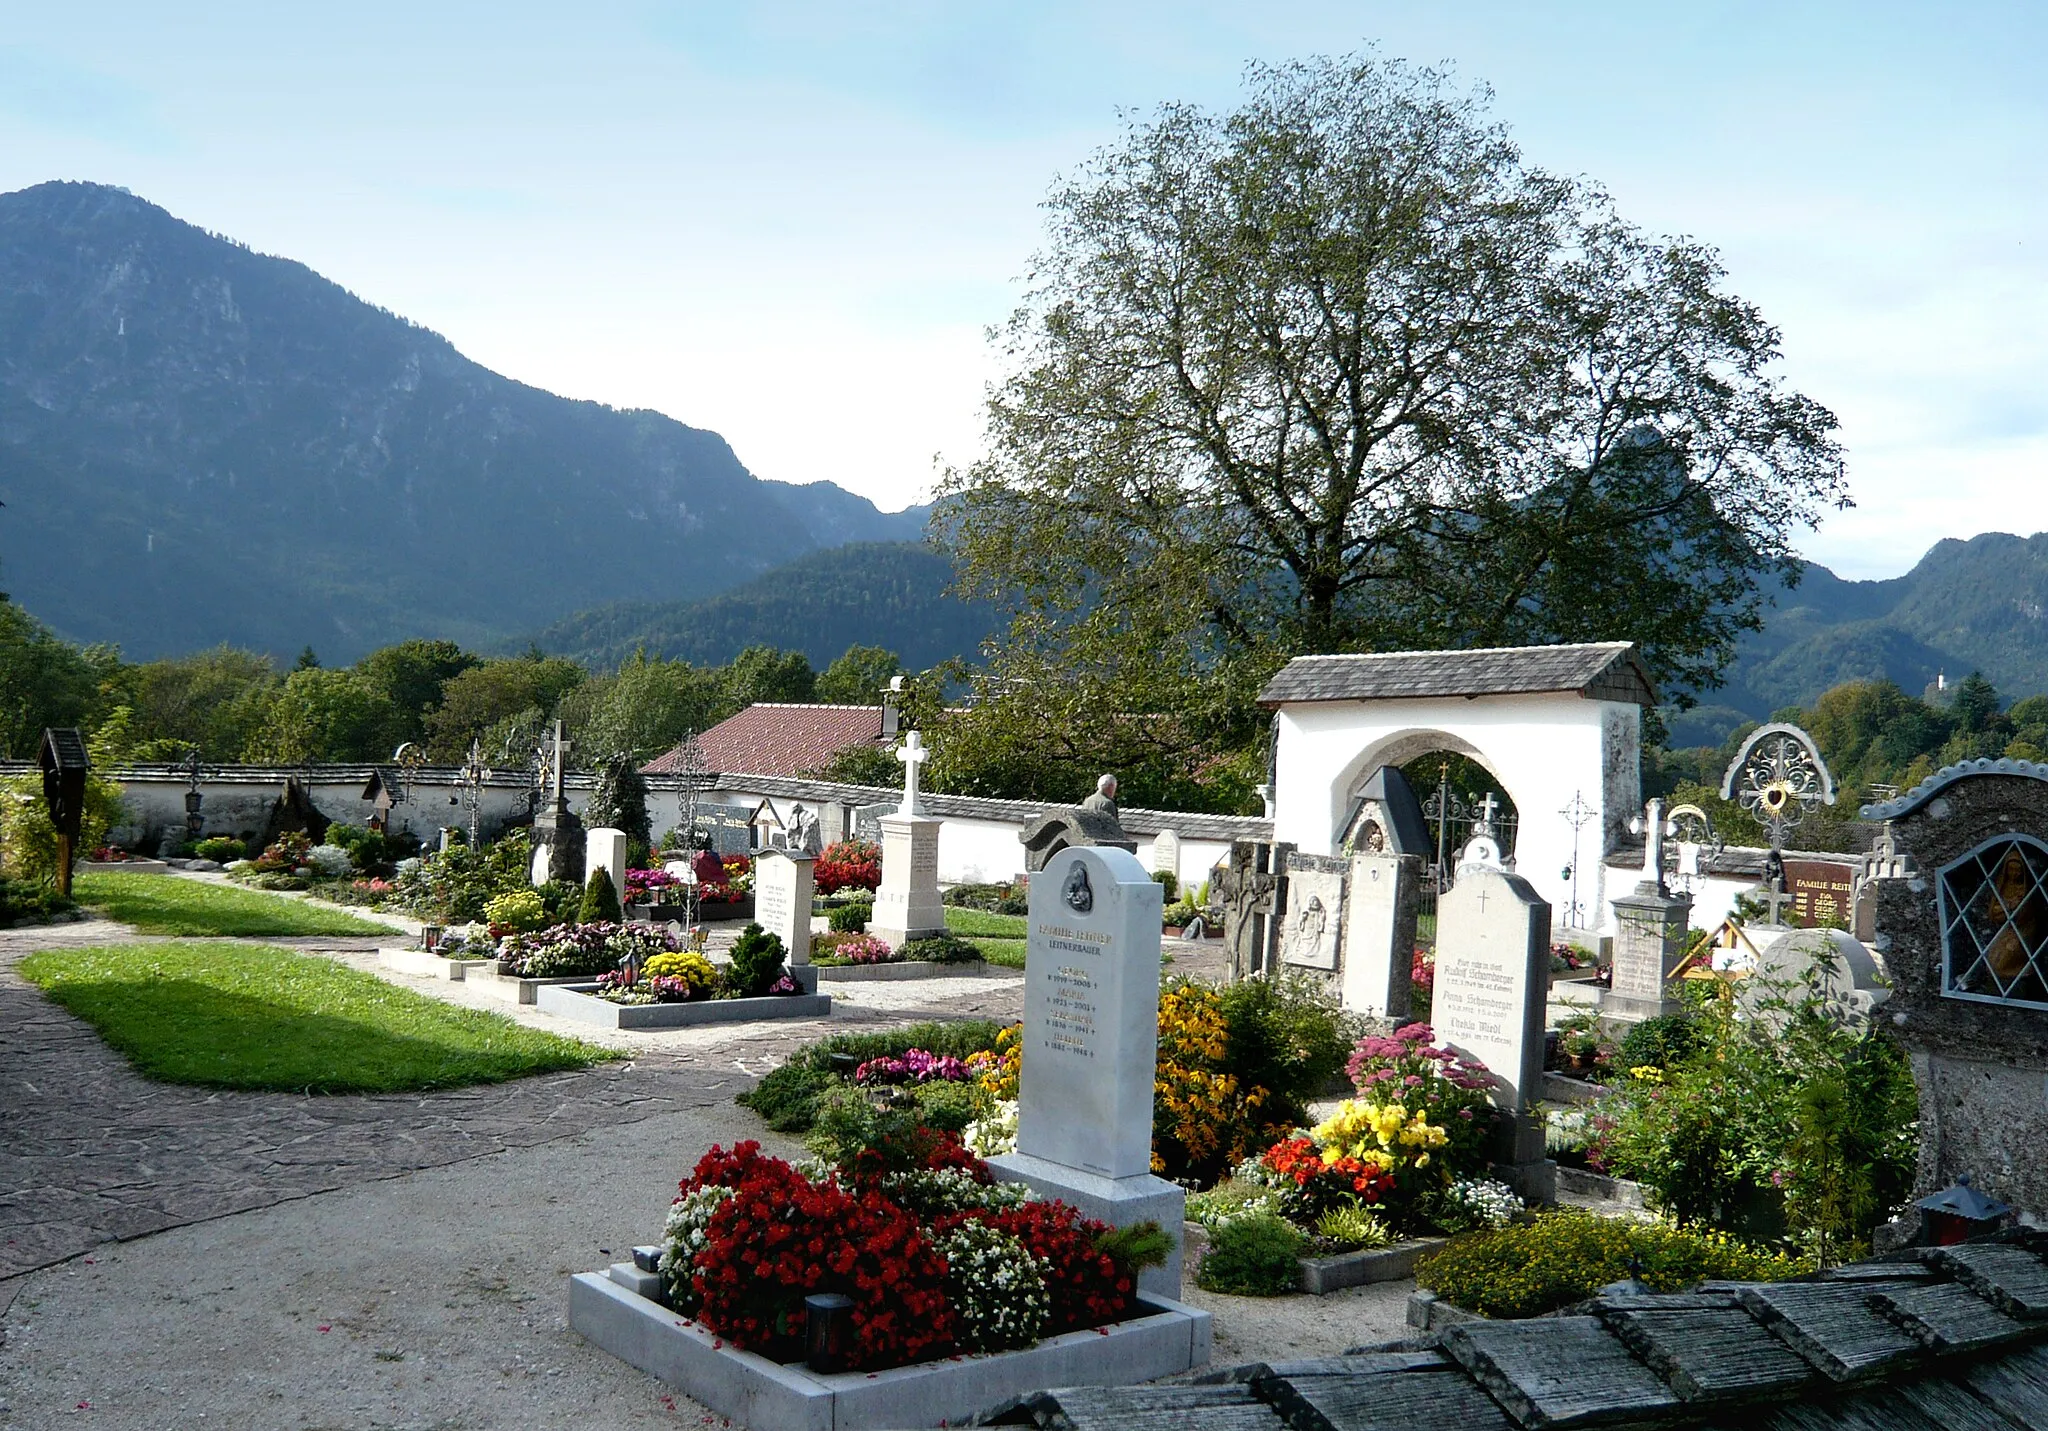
[46, 762, 1255, 888]
[1270, 691, 1636, 934]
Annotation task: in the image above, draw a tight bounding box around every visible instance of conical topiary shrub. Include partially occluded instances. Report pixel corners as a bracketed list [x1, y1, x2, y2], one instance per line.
[580, 866, 623, 924]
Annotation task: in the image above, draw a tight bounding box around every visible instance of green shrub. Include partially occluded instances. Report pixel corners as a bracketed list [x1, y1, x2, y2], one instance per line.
[1, 772, 125, 884]
[737, 1019, 1007, 1131]
[1616, 1013, 1702, 1072]
[1197, 1214, 1303, 1296]
[725, 923, 786, 998]
[1152, 869, 1179, 900]
[900, 933, 982, 964]
[1417, 1211, 1810, 1319]
[943, 882, 1029, 915]
[391, 831, 534, 923]
[1163, 898, 1200, 927]
[579, 867, 623, 923]
[909, 1078, 984, 1132]
[484, 889, 548, 932]
[0, 877, 76, 927]
[193, 837, 247, 863]
[1216, 975, 1357, 1117]
[1318, 1206, 1395, 1250]
[829, 901, 870, 933]
[535, 878, 582, 926]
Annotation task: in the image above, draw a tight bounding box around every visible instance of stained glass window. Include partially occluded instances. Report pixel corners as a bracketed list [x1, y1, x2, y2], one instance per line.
[1940, 836, 2048, 1008]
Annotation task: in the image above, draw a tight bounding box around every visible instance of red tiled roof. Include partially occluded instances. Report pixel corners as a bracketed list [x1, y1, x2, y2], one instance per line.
[642, 704, 884, 779]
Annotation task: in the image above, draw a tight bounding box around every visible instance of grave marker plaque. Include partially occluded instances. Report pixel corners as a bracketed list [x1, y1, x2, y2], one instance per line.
[754, 848, 815, 966]
[1342, 851, 1420, 1019]
[1279, 854, 1346, 971]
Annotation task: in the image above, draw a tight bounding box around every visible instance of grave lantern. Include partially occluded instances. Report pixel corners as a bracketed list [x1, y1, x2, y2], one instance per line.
[1917, 1174, 2013, 1247]
[804, 1292, 854, 1373]
[38, 727, 91, 900]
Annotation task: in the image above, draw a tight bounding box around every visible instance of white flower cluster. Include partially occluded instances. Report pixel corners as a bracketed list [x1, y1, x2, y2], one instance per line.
[1184, 1183, 1282, 1232]
[1442, 1177, 1522, 1231]
[879, 1168, 1033, 1219]
[940, 1221, 1049, 1352]
[657, 1184, 733, 1312]
[964, 1099, 1019, 1157]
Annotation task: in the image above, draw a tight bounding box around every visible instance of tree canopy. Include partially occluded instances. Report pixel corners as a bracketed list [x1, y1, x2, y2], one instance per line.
[938, 54, 1848, 809]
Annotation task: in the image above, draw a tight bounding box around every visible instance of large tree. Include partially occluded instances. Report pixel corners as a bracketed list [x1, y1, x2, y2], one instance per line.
[939, 56, 1847, 806]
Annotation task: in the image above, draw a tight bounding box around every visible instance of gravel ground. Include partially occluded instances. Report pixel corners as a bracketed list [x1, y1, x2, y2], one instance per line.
[1, 889, 1397, 1429]
[0, 1098, 1410, 1431]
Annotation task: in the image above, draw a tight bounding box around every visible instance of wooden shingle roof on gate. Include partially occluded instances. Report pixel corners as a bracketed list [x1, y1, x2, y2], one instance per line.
[1258, 641, 1658, 708]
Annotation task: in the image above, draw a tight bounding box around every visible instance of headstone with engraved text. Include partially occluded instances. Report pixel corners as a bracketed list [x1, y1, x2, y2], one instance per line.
[989, 844, 1186, 1293]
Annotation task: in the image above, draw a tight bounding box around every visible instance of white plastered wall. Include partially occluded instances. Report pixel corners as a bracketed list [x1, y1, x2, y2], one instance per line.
[1270, 692, 1640, 935]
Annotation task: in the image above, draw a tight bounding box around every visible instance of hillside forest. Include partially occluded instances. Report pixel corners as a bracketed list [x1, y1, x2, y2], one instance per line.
[5, 586, 2041, 832]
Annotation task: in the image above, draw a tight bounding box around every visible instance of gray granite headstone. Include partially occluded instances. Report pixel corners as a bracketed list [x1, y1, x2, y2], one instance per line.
[990, 844, 1186, 1293]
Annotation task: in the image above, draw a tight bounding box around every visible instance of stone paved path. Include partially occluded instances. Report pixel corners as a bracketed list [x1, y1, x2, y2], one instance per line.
[0, 919, 1012, 1289]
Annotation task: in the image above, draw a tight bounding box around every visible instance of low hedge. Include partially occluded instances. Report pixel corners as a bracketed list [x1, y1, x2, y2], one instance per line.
[899, 933, 983, 965]
[1417, 1211, 1810, 1319]
[736, 1019, 1007, 1132]
[1195, 1214, 1303, 1296]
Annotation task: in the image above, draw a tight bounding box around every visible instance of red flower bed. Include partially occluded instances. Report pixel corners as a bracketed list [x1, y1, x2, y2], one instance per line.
[816, 839, 882, 894]
[682, 1142, 953, 1368]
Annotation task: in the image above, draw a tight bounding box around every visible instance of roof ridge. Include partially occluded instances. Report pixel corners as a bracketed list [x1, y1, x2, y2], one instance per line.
[1285, 641, 1634, 663]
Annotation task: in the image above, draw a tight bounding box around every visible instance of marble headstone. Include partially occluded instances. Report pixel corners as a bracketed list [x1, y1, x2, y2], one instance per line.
[990, 844, 1186, 1292]
[1342, 851, 1420, 1019]
[585, 827, 630, 902]
[1432, 860, 1551, 1169]
[1279, 854, 1346, 971]
[1152, 828, 1181, 882]
[754, 848, 816, 966]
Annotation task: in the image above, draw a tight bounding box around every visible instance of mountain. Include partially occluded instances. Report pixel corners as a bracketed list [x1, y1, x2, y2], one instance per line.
[0, 180, 923, 662]
[1669, 532, 2048, 745]
[528, 540, 993, 671]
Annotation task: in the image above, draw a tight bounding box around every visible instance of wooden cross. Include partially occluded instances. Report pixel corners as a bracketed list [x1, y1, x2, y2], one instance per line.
[896, 730, 928, 816]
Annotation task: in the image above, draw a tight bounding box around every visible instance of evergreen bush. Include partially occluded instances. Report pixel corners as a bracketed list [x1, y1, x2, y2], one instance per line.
[580, 866, 623, 923]
[1196, 1214, 1302, 1295]
[724, 922, 786, 998]
[829, 901, 870, 933]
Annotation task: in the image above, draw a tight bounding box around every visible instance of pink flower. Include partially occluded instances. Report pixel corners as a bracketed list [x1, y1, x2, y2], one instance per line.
[1403, 1074, 1424, 1086]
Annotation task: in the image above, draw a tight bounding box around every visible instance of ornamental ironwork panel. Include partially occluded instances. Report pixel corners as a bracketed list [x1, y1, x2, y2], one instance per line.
[1939, 834, 2048, 1008]
[1720, 722, 1837, 850]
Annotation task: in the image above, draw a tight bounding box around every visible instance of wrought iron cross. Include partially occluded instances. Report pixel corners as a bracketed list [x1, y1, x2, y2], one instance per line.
[459, 737, 492, 848]
[1559, 790, 1596, 927]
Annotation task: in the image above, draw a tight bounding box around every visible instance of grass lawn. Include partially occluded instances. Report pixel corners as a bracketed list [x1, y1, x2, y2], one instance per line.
[944, 907, 1027, 939]
[74, 872, 397, 938]
[19, 942, 612, 1092]
[967, 937, 1026, 969]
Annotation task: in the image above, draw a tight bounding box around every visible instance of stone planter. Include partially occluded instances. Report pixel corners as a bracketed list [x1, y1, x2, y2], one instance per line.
[378, 948, 493, 981]
[1554, 1165, 1647, 1210]
[570, 1265, 1211, 1431]
[1183, 1222, 1446, 1296]
[1298, 1236, 1449, 1295]
[812, 960, 990, 983]
[465, 970, 603, 1005]
[536, 983, 831, 1029]
[1405, 1289, 1487, 1331]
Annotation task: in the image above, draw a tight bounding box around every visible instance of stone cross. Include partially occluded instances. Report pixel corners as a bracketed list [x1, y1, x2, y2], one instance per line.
[1636, 797, 1669, 893]
[548, 720, 571, 805]
[1475, 792, 1500, 834]
[896, 730, 928, 816]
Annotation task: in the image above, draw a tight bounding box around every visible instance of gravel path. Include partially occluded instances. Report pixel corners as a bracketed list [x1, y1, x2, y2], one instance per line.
[0, 904, 1397, 1429]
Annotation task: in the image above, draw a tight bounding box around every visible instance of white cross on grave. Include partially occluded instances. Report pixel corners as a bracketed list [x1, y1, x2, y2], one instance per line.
[896, 730, 928, 816]
[1475, 792, 1501, 834]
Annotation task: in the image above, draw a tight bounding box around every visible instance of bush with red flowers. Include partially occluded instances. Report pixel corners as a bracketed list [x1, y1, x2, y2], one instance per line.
[815, 839, 883, 895]
[679, 1141, 954, 1368]
[1260, 1135, 1397, 1223]
[969, 1200, 1135, 1334]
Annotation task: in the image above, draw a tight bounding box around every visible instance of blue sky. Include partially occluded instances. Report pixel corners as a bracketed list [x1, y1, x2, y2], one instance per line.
[1, 1, 2041, 579]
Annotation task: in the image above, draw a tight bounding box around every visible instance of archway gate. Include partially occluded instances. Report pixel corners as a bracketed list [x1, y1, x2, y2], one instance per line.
[1259, 642, 1654, 935]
